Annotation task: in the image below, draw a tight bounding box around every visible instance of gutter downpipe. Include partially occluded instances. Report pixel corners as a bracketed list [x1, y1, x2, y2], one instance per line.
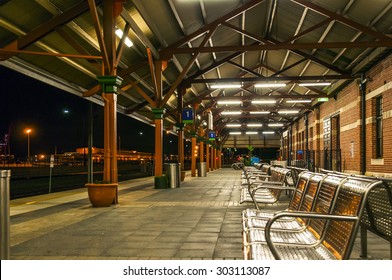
[360, 74, 367, 175]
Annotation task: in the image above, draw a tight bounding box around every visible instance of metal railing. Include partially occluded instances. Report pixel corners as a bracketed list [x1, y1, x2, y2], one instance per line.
[283, 149, 342, 172]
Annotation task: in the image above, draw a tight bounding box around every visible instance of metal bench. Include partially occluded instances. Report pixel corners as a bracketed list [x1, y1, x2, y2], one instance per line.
[320, 169, 392, 259]
[244, 176, 383, 260]
[242, 171, 325, 234]
[240, 167, 293, 210]
[359, 177, 392, 259]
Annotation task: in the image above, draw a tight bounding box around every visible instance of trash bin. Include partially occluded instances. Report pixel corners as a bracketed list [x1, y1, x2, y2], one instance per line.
[165, 163, 180, 188]
[197, 162, 207, 177]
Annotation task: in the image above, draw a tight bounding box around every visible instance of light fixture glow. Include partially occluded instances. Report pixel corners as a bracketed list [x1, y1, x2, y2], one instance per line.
[247, 123, 262, 127]
[278, 110, 299, 114]
[286, 100, 312, 103]
[255, 83, 286, 88]
[299, 82, 331, 87]
[229, 132, 242, 135]
[217, 100, 242, 105]
[251, 100, 276, 104]
[226, 124, 241, 127]
[246, 131, 258, 135]
[221, 111, 242, 115]
[263, 131, 275, 134]
[115, 29, 133, 47]
[249, 111, 270, 115]
[268, 123, 284, 127]
[210, 84, 241, 89]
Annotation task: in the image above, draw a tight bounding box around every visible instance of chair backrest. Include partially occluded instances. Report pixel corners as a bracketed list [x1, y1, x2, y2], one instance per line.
[290, 172, 327, 227]
[287, 171, 313, 211]
[361, 179, 392, 241]
[307, 175, 347, 239]
[321, 177, 383, 259]
[299, 173, 326, 213]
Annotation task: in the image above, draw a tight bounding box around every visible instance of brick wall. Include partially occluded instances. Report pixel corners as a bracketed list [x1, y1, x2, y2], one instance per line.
[284, 53, 392, 177]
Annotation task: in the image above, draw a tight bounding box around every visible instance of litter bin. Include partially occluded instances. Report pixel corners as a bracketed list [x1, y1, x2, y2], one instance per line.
[197, 162, 207, 177]
[164, 163, 180, 188]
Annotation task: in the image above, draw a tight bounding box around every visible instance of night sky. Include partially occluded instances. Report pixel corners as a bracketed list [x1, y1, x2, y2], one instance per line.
[0, 66, 178, 160]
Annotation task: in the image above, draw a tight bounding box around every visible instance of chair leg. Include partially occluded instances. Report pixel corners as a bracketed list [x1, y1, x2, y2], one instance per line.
[360, 225, 368, 259]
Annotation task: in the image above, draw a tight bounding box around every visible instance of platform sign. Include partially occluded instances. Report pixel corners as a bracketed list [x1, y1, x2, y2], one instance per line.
[182, 108, 193, 123]
[208, 131, 216, 140]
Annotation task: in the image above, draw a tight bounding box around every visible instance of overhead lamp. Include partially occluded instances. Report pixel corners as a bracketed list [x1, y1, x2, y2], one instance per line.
[255, 83, 286, 88]
[299, 82, 331, 87]
[246, 131, 258, 135]
[249, 111, 270, 115]
[251, 100, 276, 104]
[268, 123, 284, 127]
[263, 131, 275, 134]
[115, 29, 133, 47]
[217, 100, 242, 105]
[210, 84, 242, 89]
[229, 132, 242, 135]
[221, 111, 242, 115]
[226, 124, 241, 127]
[278, 110, 299, 114]
[318, 97, 329, 102]
[286, 100, 312, 103]
[247, 123, 262, 127]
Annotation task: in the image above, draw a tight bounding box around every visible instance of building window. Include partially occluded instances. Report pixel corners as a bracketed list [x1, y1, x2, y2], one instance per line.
[375, 96, 383, 158]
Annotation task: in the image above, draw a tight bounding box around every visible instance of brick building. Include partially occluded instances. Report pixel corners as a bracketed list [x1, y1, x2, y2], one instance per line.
[282, 54, 392, 177]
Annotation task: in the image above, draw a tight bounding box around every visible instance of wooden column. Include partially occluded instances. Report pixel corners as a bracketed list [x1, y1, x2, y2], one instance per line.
[152, 108, 165, 177]
[210, 145, 214, 171]
[206, 142, 210, 172]
[191, 136, 197, 177]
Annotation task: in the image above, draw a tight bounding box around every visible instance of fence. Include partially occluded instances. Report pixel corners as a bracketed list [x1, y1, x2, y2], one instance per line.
[282, 149, 342, 172]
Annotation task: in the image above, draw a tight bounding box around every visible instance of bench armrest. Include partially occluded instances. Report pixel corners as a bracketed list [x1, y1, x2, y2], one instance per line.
[264, 211, 359, 260]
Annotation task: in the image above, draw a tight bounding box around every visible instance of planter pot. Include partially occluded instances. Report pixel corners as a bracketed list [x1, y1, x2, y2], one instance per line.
[85, 183, 118, 207]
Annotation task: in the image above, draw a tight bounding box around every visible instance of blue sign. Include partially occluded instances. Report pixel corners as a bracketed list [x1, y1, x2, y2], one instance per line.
[182, 108, 193, 123]
[208, 131, 216, 140]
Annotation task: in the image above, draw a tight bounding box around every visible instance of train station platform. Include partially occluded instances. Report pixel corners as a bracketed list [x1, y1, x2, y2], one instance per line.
[8, 168, 390, 260]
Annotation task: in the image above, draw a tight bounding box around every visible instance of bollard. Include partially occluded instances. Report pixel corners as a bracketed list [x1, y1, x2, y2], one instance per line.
[0, 170, 11, 260]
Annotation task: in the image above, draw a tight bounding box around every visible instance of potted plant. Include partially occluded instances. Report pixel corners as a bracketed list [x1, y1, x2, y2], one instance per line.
[85, 181, 118, 207]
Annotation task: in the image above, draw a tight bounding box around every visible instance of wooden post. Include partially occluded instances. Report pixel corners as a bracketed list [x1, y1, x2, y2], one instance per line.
[206, 142, 210, 172]
[191, 136, 197, 177]
[152, 108, 165, 177]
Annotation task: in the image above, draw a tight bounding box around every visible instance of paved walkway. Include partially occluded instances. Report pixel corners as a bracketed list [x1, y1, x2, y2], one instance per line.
[8, 168, 390, 260]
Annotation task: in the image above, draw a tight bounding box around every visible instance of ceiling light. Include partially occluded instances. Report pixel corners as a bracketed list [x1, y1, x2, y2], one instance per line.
[229, 132, 242, 135]
[217, 100, 242, 105]
[221, 111, 242, 115]
[246, 131, 258, 135]
[278, 110, 299, 114]
[263, 131, 275, 134]
[210, 84, 242, 89]
[286, 100, 312, 103]
[251, 100, 276, 104]
[249, 111, 270, 114]
[247, 123, 262, 127]
[299, 82, 331, 87]
[115, 29, 133, 47]
[268, 123, 284, 127]
[318, 97, 329, 102]
[255, 83, 286, 88]
[226, 124, 241, 127]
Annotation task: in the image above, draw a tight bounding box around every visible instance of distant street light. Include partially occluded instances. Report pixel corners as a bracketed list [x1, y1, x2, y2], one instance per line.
[24, 128, 32, 163]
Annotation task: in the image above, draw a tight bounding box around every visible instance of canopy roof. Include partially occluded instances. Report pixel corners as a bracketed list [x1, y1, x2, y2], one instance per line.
[1, 0, 391, 147]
